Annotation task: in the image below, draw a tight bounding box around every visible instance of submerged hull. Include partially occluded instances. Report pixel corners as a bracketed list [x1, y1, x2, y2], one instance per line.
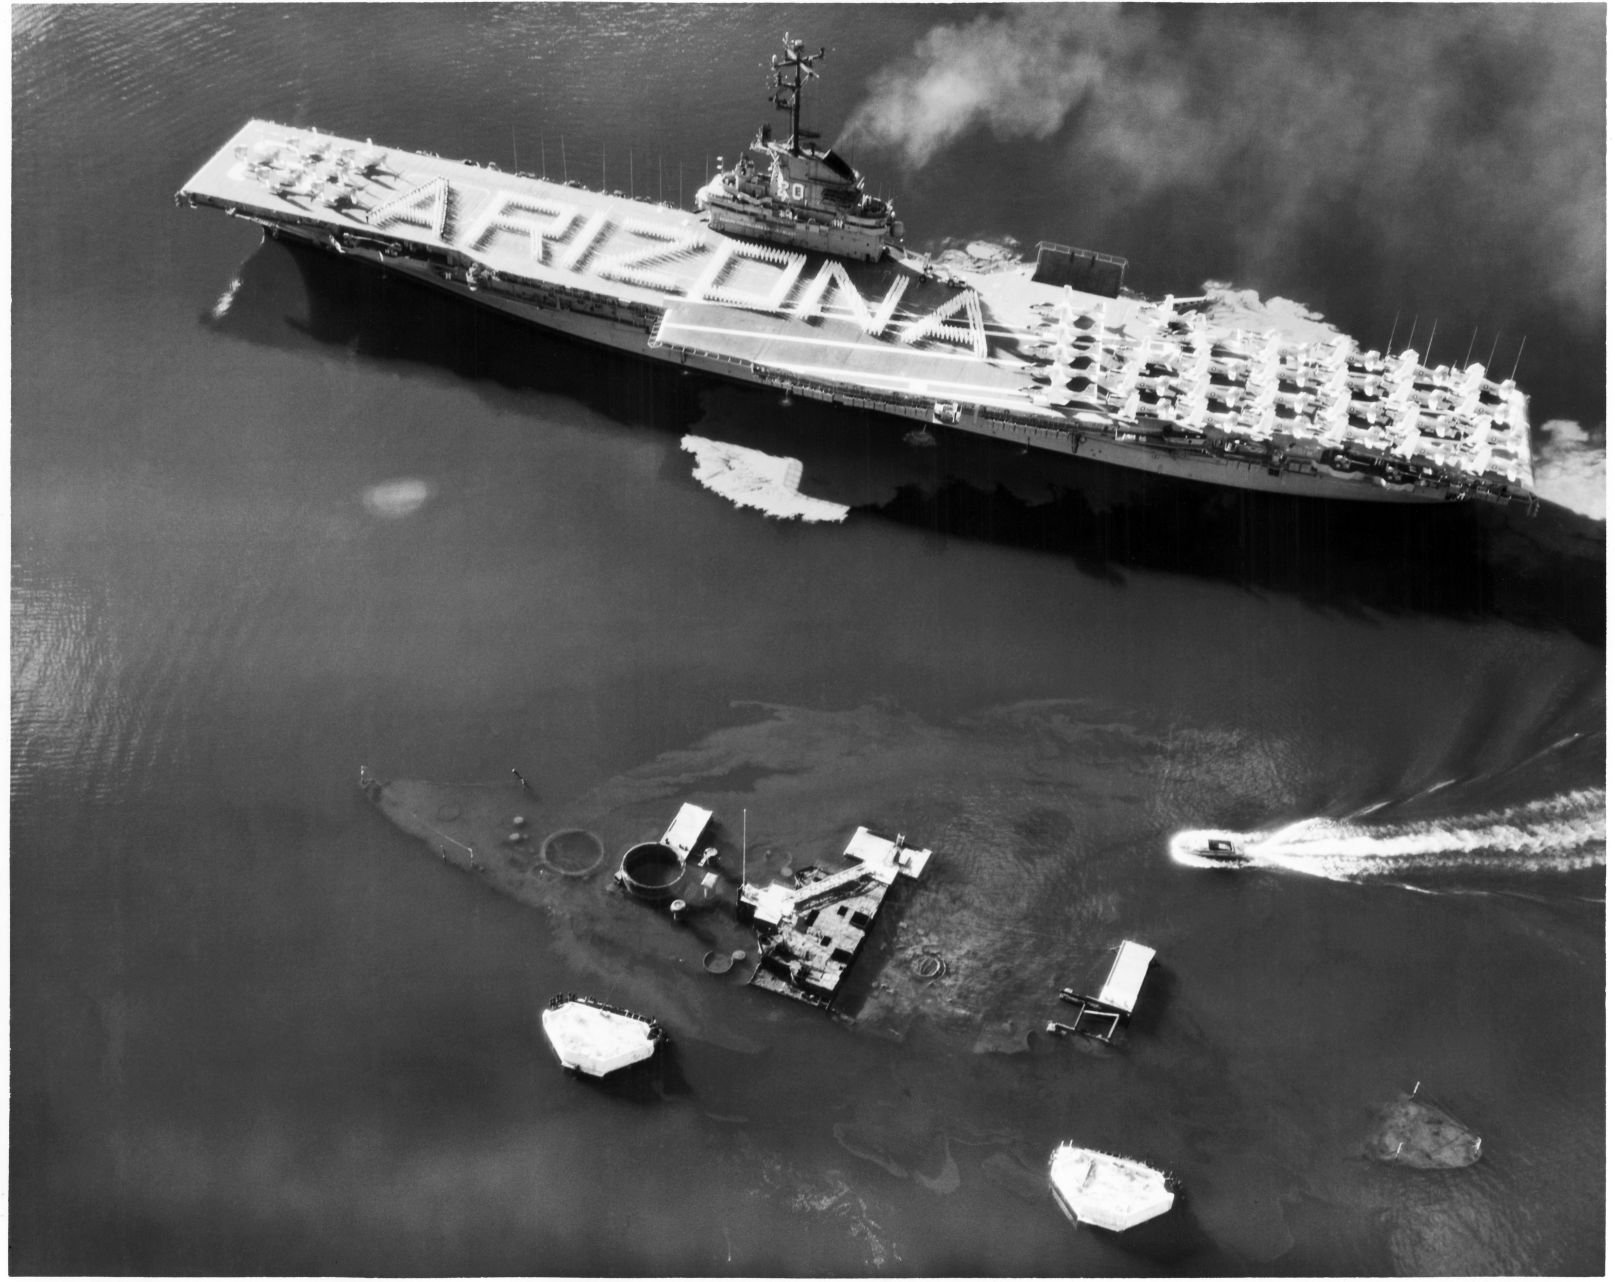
[178, 120, 1536, 507]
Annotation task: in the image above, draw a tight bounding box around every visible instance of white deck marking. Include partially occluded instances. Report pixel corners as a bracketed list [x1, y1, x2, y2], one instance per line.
[656, 317, 1030, 374]
[764, 356, 1058, 414]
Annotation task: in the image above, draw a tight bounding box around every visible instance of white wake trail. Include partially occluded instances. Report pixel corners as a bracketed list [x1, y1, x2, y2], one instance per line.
[1174, 790, 1605, 881]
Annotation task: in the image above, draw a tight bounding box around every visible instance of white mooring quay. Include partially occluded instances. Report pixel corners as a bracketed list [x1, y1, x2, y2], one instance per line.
[1048, 1143, 1177, 1233]
[540, 994, 664, 1077]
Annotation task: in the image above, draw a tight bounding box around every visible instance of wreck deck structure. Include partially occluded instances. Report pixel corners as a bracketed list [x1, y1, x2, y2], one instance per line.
[740, 827, 932, 1009]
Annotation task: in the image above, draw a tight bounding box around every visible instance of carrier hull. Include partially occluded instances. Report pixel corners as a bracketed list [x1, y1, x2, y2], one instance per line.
[179, 119, 1536, 507]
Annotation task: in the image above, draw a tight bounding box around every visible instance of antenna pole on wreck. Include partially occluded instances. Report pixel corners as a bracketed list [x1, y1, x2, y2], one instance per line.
[742, 808, 747, 887]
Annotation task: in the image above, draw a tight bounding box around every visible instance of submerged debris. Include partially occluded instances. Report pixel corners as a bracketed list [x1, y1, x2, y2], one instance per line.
[1367, 1092, 1482, 1169]
[355, 699, 1180, 1053]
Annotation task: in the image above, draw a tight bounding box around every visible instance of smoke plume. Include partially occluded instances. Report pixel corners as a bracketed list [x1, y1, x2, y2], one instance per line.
[842, 7, 1132, 168]
[1531, 420, 1607, 520]
[843, 5, 1604, 326]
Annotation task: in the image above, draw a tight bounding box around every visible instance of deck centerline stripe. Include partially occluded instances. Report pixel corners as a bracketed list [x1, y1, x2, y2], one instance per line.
[657, 318, 1028, 373]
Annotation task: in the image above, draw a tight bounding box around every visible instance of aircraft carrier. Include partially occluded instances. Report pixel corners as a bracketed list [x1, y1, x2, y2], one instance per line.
[176, 36, 1535, 507]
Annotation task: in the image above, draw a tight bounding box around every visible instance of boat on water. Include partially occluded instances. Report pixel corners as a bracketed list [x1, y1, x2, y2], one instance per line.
[175, 35, 1538, 508]
[540, 993, 665, 1077]
[1048, 1142, 1178, 1233]
[1169, 831, 1254, 869]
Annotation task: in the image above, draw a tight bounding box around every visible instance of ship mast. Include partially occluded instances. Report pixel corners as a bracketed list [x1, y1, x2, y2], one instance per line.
[770, 33, 824, 157]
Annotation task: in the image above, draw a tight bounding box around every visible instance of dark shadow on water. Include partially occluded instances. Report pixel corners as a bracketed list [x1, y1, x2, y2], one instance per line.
[210, 236, 1605, 646]
[1122, 964, 1175, 1041]
[550, 1034, 693, 1105]
[209, 230, 707, 431]
[875, 469, 1605, 647]
[1096, 1197, 1221, 1274]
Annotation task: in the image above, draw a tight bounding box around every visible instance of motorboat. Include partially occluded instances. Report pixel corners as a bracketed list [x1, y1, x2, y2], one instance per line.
[1168, 830, 1253, 869]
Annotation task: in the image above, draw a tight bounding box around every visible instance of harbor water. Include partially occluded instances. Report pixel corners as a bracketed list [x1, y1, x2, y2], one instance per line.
[11, 5, 1605, 1275]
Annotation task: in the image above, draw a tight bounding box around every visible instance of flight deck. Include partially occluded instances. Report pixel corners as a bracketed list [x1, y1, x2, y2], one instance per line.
[179, 118, 1537, 507]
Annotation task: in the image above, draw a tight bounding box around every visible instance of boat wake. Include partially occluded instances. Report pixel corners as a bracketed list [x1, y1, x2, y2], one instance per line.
[1171, 789, 1605, 881]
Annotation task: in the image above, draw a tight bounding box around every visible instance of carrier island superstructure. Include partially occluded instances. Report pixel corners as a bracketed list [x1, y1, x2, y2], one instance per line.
[175, 36, 1535, 506]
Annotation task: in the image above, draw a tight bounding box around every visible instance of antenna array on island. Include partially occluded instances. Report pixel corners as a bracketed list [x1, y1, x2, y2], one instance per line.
[769, 32, 825, 156]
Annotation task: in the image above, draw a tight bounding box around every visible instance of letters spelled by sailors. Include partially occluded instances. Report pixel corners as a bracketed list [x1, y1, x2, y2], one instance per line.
[371, 177, 987, 354]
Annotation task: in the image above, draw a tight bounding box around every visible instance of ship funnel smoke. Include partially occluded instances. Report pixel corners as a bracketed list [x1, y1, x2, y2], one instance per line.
[1172, 789, 1605, 882]
[844, 6, 1603, 326]
[842, 8, 1119, 169]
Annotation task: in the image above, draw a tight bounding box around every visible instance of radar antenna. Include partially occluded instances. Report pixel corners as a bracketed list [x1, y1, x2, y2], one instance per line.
[770, 33, 825, 157]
